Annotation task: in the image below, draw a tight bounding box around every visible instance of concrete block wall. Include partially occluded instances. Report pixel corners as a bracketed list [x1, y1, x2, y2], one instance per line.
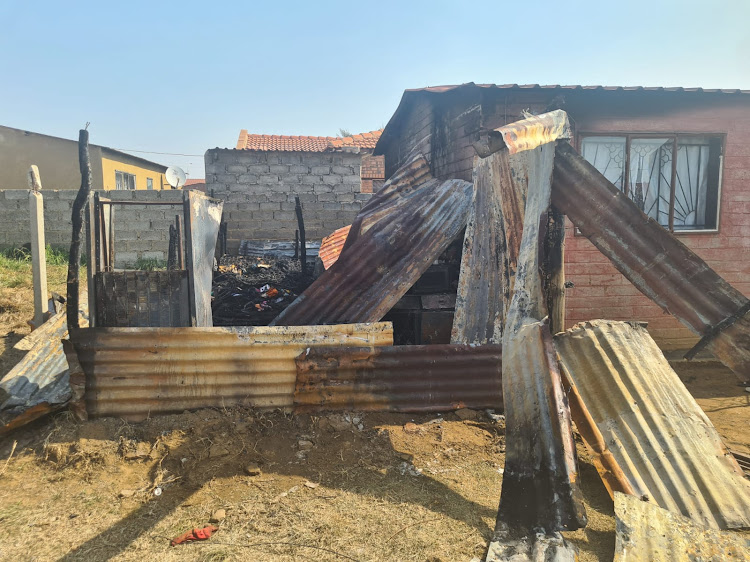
[0, 189, 183, 267]
[205, 149, 373, 254]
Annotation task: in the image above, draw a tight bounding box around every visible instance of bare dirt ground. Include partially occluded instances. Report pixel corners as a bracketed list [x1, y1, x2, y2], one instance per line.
[1, 266, 748, 562]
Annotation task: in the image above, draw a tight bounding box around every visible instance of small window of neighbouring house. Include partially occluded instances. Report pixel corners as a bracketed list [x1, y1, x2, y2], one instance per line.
[115, 171, 136, 190]
[147, 178, 153, 190]
[580, 134, 722, 231]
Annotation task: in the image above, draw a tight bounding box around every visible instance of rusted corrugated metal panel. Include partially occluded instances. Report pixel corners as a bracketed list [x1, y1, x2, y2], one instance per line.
[319, 224, 351, 270]
[498, 141, 586, 533]
[474, 110, 571, 157]
[1, 305, 89, 435]
[614, 492, 750, 561]
[294, 344, 502, 413]
[552, 142, 750, 383]
[271, 158, 470, 326]
[555, 320, 750, 530]
[451, 149, 526, 345]
[67, 322, 393, 421]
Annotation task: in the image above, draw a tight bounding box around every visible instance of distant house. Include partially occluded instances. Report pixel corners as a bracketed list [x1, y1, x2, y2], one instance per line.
[374, 82, 750, 350]
[184, 178, 207, 193]
[0, 125, 169, 190]
[205, 129, 384, 253]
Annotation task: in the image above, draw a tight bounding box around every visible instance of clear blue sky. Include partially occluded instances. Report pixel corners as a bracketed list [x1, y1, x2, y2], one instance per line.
[1, 0, 748, 178]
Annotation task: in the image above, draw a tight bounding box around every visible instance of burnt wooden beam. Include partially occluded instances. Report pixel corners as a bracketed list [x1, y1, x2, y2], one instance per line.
[295, 196, 306, 275]
[66, 128, 93, 332]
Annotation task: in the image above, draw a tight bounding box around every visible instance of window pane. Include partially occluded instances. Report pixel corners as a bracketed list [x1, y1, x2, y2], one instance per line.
[581, 137, 625, 190]
[674, 138, 711, 230]
[629, 138, 672, 227]
[115, 171, 123, 190]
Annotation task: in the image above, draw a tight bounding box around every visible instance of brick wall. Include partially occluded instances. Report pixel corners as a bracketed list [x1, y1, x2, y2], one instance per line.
[205, 149, 373, 254]
[0, 189, 183, 267]
[360, 155, 385, 194]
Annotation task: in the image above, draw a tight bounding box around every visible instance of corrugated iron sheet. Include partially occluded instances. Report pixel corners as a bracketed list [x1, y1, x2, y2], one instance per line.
[614, 492, 750, 561]
[498, 141, 586, 532]
[319, 224, 351, 270]
[1, 305, 89, 435]
[552, 142, 750, 383]
[451, 148, 526, 345]
[474, 110, 571, 156]
[271, 157, 470, 326]
[293, 344, 502, 413]
[67, 322, 393, 421]
[555, 320, 750, 530]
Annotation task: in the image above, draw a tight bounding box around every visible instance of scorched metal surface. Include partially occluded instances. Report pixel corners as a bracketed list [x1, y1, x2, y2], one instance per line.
[498, 141, 586, 532]
[294, 344, 502, 413]
[271, 158, 470, 326]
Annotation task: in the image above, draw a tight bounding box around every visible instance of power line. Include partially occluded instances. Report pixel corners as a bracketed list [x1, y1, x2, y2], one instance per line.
[113, 148, 204, 157]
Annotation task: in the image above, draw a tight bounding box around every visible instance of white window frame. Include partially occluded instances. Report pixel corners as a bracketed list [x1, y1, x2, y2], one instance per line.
[115, 171, 137, 190]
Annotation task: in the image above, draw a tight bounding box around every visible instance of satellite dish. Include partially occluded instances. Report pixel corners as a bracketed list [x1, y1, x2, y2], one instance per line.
[166, 166, 187, 189]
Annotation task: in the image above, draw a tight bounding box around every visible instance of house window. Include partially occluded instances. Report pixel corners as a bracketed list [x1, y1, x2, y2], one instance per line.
[147, 177, 153, 190]
[580, 134, 723, 231]
[115, 171, 136, 190]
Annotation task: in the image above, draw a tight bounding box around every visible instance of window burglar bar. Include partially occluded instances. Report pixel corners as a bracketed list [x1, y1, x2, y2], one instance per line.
[580, 134, 722, 231]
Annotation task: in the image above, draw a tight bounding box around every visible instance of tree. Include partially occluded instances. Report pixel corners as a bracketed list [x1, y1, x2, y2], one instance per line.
[338, 128, 352, 137]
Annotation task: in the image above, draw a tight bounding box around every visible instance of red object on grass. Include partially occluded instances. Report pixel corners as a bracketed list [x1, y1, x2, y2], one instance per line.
[170, 525, 219, 546]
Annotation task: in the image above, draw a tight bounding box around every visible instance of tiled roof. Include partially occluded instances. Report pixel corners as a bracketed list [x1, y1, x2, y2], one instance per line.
[236, 129, 382, 152]
[184, 179, 205, 186]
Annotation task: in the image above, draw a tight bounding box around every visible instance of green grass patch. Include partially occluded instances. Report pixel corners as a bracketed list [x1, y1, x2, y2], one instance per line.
[132, 258, 167, 271]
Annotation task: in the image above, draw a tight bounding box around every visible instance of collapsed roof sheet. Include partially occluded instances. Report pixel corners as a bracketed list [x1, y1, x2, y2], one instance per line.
[497, 141, 586, 532]
[294, 344, 502, 413]
[271, 156, 472, 326]
[552, 142, 750, 383]
[555, 320, 750, 530]
[1, 305, 88, 436]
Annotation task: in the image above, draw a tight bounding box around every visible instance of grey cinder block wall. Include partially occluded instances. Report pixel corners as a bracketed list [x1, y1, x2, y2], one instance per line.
[0, 189, 183, 267]
[205, 149, 373, 254]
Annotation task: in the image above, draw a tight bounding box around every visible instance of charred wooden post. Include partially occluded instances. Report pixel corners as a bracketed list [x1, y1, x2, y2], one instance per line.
[295, 196, 306, 275]
[175, 214, 185, 270]
[294, 229, 299, 260]
[168, 224, 178, 270]
[66, 128, 93, 331]
[542, 206, 566, 334]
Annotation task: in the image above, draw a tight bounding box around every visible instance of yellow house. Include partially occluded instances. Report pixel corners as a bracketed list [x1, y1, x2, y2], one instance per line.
[0, 125, 171, 191]
[100, 147, 169, 191]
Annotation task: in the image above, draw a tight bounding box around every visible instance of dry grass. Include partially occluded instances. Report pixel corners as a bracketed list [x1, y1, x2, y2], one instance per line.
[0, 256, 68, 377]
[0, 408, 617, 562]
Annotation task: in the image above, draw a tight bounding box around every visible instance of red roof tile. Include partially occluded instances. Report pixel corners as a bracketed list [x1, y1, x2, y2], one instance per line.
[236, 129, 382, 152]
